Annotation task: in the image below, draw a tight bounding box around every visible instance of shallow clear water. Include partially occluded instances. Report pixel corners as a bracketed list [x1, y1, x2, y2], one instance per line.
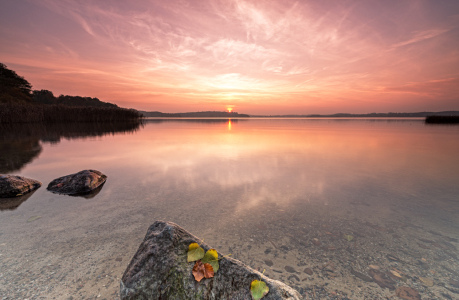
[1, 119, 458, 299]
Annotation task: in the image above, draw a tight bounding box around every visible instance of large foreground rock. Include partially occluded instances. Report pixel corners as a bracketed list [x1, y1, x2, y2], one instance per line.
[121, 221, 301, 300]
[0, 175, 41, 198]
[47, 169, 106, 195]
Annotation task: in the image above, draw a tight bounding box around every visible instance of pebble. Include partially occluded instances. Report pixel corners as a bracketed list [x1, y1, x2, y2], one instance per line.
[285, 266, 296, 273]
[303, 268, 313, 275]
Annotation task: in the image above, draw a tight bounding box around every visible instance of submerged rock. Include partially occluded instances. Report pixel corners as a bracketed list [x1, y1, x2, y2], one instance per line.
[0, 174, 41, 198]
[121, 221, 301, 300]
[47, 170, 106, 195]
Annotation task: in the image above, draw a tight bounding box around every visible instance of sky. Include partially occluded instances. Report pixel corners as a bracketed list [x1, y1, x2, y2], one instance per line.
[1, 0, 459, 114]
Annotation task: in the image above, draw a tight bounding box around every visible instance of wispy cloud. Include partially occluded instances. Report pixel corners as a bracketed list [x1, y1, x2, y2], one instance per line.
[1, 0, 459, 113]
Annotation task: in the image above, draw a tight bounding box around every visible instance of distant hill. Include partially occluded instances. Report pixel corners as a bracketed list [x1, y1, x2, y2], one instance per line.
[139, 111, 250, 118]
[250, 111, 459, 118]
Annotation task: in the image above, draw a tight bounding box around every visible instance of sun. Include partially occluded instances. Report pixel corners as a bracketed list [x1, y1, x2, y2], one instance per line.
[227, 107, 233, 113]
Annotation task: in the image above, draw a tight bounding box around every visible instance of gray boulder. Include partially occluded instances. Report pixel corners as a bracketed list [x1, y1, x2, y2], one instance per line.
[47, 169, 106, 195]
[121, 221, 301, 300]
[0, 174, 41, 198]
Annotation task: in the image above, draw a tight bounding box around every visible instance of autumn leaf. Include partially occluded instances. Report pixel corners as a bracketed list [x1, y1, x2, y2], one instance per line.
[187, 243, 204, 262]
[27, 215, 41, 223]
[250, 279, 269, 300]
[192, 260, 214, 282]
[344, 234, 354, 242]
[201, 249, 219, 273]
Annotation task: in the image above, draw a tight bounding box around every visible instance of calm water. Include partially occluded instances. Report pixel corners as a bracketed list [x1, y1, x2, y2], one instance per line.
[1, 119, 459, 299]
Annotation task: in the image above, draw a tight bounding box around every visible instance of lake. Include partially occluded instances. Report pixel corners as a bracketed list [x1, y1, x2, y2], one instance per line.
[1, 118, 459, 299]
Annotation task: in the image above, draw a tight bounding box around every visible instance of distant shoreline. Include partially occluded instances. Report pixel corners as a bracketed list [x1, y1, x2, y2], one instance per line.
[139, 110, 459, 119]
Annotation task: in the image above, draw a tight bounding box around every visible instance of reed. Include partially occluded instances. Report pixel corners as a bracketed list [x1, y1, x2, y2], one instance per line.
[0, 103, 142, 123]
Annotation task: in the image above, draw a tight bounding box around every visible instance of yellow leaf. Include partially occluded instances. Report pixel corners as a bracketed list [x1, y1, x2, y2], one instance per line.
[27, 216, 41, 223]
[344, 235, 354, 242]
[201, 249, 219, 273]
[187, 243, 204, 262]
[251, 279, 269, 300]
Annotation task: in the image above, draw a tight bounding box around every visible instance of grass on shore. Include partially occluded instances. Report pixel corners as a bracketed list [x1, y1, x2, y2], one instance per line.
[0, 103, 142, 123]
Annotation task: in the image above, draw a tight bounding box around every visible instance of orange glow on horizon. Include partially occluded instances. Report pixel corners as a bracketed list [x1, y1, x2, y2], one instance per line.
[1, 1, 458, 114]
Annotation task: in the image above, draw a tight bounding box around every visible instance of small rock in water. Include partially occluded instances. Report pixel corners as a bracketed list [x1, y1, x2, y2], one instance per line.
[450, 279, 459, 288]
[386, 253, 400, 262]
[303, 268, 313, 275]
[47, 170, 107, 195]
[288, 274, 300, 282]
[312, 238, 321, 246]
[395, 286, 421, 300]
[368, 265, 379, 270]
[0, 175, 41, 198]
[369, 269, 395, 290]
[264, 259, 273, 267]
[350, 268, 373, 282]
[419, 277, 434, 287]
[285, 266, 296, 273]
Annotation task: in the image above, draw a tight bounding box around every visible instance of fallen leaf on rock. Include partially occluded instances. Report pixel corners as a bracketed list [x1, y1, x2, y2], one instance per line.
[187, 243, 204, 262]
[396, 286, 421, 300]
[250, 279, 269, 300]
[344, 235, 354, 242]
[27, 215, 41, 223]
[201, 249, 219, 272]
[192, 260, 214, 282]
[419, 277, 434, 287]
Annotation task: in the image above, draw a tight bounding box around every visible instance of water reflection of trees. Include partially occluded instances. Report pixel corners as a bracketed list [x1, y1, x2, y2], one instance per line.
[0, 121, 143, 173]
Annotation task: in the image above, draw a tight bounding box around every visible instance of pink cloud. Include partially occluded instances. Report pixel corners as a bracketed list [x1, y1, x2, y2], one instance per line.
[1, 0, 458, 113]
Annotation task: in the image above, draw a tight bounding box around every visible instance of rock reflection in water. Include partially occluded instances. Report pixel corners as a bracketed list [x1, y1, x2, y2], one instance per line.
[0, 190, 37, 211]
[0, 121, 143, 173]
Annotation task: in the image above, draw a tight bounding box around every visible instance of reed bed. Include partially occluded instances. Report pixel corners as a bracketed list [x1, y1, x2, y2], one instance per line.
[0, 103, 142, 123]
[425, 115, 459, 124]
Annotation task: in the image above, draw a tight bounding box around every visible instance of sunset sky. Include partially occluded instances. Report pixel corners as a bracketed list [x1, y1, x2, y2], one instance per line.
[1, 0, 459, 114]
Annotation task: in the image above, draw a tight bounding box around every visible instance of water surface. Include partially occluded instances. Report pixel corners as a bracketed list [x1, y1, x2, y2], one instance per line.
[1, 119, 458, 299]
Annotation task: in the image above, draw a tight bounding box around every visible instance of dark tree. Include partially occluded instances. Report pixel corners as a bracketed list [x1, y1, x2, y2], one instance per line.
[0, 63, 33, 103]
[33, 89, 57, 105]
